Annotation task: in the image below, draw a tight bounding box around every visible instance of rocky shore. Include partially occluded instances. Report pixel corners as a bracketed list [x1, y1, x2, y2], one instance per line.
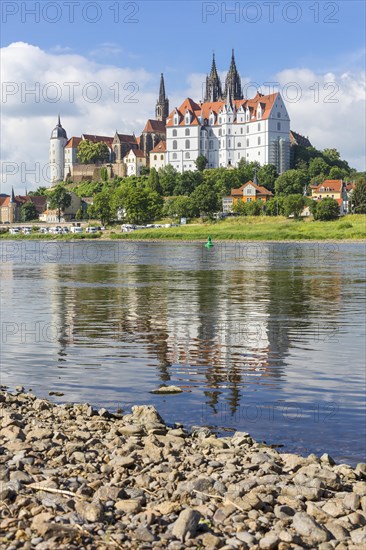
[1, 390, 365, 549]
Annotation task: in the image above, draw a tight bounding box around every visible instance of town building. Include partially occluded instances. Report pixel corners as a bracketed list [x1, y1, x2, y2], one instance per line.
[149, 141, 166, 171]
[0, 190, 46, 223]
[223, 178, 273, 213]
[165, 51, 291, 175]
[310, 179, 351, 214]
[124, 149, 147, 176]
[39, 191, 82, 222]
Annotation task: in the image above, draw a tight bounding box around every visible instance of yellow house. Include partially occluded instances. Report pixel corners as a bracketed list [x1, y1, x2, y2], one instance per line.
[223, 180, 273, 213]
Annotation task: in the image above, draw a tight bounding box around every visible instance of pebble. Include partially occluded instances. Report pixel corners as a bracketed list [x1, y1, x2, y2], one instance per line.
[1, 389, 365, 549]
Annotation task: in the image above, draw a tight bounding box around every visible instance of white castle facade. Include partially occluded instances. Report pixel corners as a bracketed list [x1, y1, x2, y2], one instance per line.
[49, 52, 292, 184]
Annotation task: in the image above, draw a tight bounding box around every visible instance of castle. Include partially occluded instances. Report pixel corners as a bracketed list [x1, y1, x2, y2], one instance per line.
[49, 52, 294, 184]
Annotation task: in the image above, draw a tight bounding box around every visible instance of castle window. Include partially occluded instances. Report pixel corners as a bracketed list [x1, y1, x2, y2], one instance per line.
[247, 139, 249, 147]
[228, 128, 231, 134]
[277, 122, 281, 131]
[185, 128, 190, 136]
[228, 140, 231, 148]
[200, 140, 203, 149]
[185, 152, 190, 159]
[154, 155, 157, 160]
[277, 112, 281, 118]
[174, 115, 179, 125]
[238, 142, 241, 147]
[219, 129, 222, 136]
[240, 128, 243, 134]
[258, 137, 261, 145]
[160, 155, 164, 160]
[173, 140, 177, 150]
[185, 140, 190, 149]
[185, 115, 190, 124]
[258, 123, 261, 131]
[219, 117, 222, 124]
[247, 126, 249, 133]
[209, 140, 213, 150]
[173, 153, 177, 159]
[173, 129, 177, 137]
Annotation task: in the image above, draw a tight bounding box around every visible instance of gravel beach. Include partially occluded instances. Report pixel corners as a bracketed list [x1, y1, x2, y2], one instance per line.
[1, 389, 365, 549]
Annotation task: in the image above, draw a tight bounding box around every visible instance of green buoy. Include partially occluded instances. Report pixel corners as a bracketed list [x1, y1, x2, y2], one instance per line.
[205, 235, 214, 248]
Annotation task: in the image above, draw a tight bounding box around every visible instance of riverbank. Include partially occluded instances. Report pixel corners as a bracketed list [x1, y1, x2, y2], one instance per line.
[1, 215, 365, 241]
[1, 389, 365, 549]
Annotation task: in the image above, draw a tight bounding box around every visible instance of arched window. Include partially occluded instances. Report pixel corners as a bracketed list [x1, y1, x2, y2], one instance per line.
[258, 137, 261, 145]
[185, 140, 190, 149]
[277, 122, 281, 131]
[185, 152, 190, 159]
[173, 140, 177, 150]
[228, 140, 231, 148]
[247, 139, 249, 147]
[219, 129, 222, 136]
[240, 128, 243, 134]
[160, 155, 164, 160]
[209, 140, 213, 150]
[258, 123, 261, 131]
[173, 129, 177, 137]
[238, 142, 241, 147]
[174, 116, 179, 125]
[154, 155, 157, 160]
[247, 126, 249, 133]
[185, 128, 190, 136]
[228, 128, 231, 134]
[173, 153, 177, 160]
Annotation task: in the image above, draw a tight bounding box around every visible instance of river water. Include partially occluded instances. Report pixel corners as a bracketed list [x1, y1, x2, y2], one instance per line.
[1, 240, 365, 464]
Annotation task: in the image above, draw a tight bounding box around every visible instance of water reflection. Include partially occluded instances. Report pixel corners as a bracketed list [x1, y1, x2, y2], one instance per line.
[0, 241, 365, 463]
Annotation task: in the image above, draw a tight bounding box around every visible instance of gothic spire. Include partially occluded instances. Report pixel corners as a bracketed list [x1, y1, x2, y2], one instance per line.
[204, 52, 223, 102]
[10, 187, 15, 203]
[224, 49, 242, 100]
[159, 73, 166, 102]
[156, 73, 169, 123]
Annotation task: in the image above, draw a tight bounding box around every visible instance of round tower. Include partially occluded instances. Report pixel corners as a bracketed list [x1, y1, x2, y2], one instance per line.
[49, 115, 68, 185]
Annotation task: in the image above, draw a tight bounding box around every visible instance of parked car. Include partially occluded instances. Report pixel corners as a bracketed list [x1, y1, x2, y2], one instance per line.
[39, 227, 48, 234]
[86, 226, 98, 233]
[70, 226, 83, 234]
[9, 228, 20, 234]
[61, 227, 69, 234]
[22, 227, 32, 235]
[121, 224, 136, 233]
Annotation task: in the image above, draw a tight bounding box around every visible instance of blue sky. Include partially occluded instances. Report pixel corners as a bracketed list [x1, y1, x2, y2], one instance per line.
[1, 1, 365, 192]
[2, 1, 365, 88]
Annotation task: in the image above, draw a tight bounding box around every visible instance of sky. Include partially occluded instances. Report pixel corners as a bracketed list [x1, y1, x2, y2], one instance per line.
[1, 0, 365, 194]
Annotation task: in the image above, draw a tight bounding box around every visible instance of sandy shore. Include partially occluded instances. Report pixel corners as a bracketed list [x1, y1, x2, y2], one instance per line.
[1, 389, 365, 549]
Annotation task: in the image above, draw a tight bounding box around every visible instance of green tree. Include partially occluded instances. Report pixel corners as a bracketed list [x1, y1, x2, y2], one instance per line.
[275, 170, 307, 196]
[314, 198, 340, 220]
[75, 207, 84, 220]
[49, 185, 72, 222]
[308, 157, 330, 179]
[100, 167, 108, 182]
[283, 194, 306, 218]
[264, 196, 285, 216]
[174, 171, 203, 195]
[190, 183, 220, 219]
[93, 190, 112, 225]
[163, 196, 196, 219]
[77, 140, 110, 164]
[232, 200, 262, 216]
[28, 186, 48, 196]
[257, 164, 278, 192]
[123, 187, 163, 224]
[20, 201, 38, 222]
[147, 168, 162, 195]
[351, 179, 366, 213]
[328, 166, 349, 180]
[158, 164, 178, 196]
[195, 155, 208, 172]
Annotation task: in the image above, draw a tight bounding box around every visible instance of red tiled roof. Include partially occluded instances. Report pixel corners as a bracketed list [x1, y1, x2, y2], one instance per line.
[0, 196, 10, 207]
[115, 133, 137, 144]
[311, 180, 343, 193]
[126, 149, 145, 158]
[230, 180, 273, 197]
[143, 119, 166, 134]
[65, 137, 82, 149]
[166, 92, 279, 127]
[150, 140, 166, 153]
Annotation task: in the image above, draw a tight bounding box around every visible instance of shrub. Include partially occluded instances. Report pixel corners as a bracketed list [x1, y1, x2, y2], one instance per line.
[314, 198, 340, 220]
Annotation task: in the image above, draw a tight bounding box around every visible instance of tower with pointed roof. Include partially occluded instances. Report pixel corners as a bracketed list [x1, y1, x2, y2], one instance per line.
[155, 73, 169, 123]
[204, 53, 223, 102]
[224, 49, 242, 100]
[49, 115, 68, 185]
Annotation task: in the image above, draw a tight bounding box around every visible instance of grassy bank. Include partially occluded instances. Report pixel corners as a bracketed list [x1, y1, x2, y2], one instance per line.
[111, 215, 366, 241]
[1, 215, 365, 241]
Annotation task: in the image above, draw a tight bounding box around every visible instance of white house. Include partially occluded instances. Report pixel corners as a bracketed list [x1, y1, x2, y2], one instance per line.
[149, 141, 166, 171]
[166, 92, 290, 174]
[124, 148, 147, 176]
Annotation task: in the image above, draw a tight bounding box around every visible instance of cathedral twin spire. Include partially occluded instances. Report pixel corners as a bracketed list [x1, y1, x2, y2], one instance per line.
[156, 73, 169, 123]
[204, 50, 242, 102]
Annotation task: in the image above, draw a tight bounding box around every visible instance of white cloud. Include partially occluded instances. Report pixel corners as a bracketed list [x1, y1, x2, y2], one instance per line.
[1, 43, 365, 195]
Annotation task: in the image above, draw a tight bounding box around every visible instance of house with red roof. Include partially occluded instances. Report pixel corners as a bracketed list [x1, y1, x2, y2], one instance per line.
[124, 149, 147, 176]
[223, 179, 273, 213]
[310, 179, 352, 214]
[149, 141, 166, 171]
